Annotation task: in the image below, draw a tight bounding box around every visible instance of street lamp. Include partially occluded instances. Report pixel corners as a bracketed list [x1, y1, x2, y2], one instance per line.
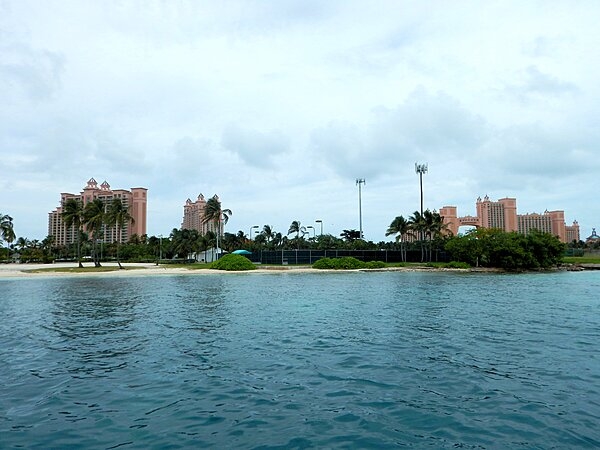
[249, 225, 259, 240]
[306, 225, 315, 238]
[315, 219, 323, 236]
[356, 178, 366, 239]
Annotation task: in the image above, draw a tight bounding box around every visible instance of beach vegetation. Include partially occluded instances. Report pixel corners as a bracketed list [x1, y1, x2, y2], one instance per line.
[209, 254, 256, 271]
[61, 199, 85, 268]
[83, 199, 106, 267]
[444, 229, 564, 270]
[105, 198, 134, 269]
[312, 257, 386, 270]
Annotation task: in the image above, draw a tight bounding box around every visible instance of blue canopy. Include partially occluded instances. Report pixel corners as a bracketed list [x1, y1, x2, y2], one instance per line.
[232, 249, 252, 255]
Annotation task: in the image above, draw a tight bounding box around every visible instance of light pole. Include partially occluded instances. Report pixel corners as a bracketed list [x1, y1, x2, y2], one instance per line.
[306, 225, 315, 239]
[415, 163, 428, 249]
[249, 225, 259, 240]
[356, 178, 365, 239]
[415, 163, 428, 217]
[315, 219, 323, 236]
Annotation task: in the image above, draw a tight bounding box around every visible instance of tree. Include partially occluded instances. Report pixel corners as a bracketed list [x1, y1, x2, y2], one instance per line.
[408, 211, 427, 262]
[288, 220, 307, 249]
[202, 195, 232, 260]
[340, 229, 361, 243]
[422, 209, 448, 261]
[83, 198, 106, 267]
[386, 215, 410, 262]
[1, 213, 16, 262]
[106, 198, 134, 269]
[61, 199, 85, 267]
[170, 228, 200, 260]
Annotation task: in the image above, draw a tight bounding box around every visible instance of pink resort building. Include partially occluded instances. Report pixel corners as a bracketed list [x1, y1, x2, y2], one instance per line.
[439, 195, 580, 244]
[181, 194, 219, 234]
[48, 178, 148, 246]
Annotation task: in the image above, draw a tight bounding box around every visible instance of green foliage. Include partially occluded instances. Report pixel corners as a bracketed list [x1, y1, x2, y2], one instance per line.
[444, 261, 471, 269]
[445, 229, 565, 270]
[364, 260, 386, 269]
[209, 254, 256, 271]
[312, 257, 386, 270]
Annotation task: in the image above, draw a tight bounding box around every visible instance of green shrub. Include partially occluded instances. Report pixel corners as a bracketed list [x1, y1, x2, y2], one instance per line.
[312, 257, 386, 270]
[210, 254, 256, 271]
[312, 257, 338, 269]
[364, 260, 386, 269]
[444, 261, 471, 269]
[335, 257, 366, 269]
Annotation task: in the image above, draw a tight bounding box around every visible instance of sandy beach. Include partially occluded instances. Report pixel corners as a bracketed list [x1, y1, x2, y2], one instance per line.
[0, 261, 463, 279]
[0, 261, 328, 278]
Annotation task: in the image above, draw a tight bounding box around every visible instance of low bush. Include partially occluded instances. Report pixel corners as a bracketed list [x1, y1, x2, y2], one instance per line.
[444, 261, 471, 269]
[210, 254, 256, 271]
[364, 260, 386, 269]
[312, 257, 338, 269]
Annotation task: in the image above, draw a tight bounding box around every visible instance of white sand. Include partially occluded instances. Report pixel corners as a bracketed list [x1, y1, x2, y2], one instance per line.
[0, 261, 327, 278]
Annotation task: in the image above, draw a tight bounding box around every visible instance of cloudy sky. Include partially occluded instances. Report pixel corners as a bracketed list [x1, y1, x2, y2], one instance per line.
[1, 0, 598, 242]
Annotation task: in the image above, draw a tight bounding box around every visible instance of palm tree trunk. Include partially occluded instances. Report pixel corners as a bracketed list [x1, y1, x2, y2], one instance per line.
[116, 224, 123, 269]
[77, 228, 83, 268]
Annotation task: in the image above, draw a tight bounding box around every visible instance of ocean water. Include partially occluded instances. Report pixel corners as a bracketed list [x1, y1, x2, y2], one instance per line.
[1, 271, 599, 449]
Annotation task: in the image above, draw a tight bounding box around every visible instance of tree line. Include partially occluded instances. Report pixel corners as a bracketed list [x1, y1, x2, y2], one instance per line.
[0, 206, 576, 270]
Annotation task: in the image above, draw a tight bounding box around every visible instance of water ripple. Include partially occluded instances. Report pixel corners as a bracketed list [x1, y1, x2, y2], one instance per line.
[1, 272, 600, 448]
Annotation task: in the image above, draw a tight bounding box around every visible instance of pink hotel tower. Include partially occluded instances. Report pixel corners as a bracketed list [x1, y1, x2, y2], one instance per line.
[48, 178, 148, 246]
[440, 196, 580, 244]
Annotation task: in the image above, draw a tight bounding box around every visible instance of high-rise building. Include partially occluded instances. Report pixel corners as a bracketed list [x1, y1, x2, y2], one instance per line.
[48, 178, 147, 246]
[181, 194, 219, 234]
[440, 196, 579, 243]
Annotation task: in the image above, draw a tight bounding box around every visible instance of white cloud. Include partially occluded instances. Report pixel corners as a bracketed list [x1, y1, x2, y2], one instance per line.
[1, 0, 599, 242]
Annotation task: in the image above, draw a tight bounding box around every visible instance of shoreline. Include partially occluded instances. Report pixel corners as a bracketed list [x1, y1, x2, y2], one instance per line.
[0, 261, 479, 279]
[0, 262, 595, 279]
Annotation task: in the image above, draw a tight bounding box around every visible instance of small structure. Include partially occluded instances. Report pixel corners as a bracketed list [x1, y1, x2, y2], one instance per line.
[194, 247, 225, 263]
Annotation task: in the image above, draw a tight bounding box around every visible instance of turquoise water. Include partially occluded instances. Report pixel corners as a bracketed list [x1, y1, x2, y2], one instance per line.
[1, 271, 599, 448]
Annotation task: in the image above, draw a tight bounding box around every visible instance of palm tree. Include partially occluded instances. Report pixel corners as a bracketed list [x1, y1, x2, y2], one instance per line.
[1, 213, 16, 262]
[171, 228, 201, 260]
[409, 211, 427, 262]
[202, 195, 232, 260]
[422, 209, 448, 261]
[288, 220, 307, 249]
[386, 215, 410, 262]
[105, 198, 134, 269]
[61, 199, 85, 267]
[84, 198, 106, 267]
[340, 229, 361, 242]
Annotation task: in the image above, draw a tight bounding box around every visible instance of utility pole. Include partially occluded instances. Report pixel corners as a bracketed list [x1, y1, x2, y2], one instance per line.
[356, 178, 366, 239]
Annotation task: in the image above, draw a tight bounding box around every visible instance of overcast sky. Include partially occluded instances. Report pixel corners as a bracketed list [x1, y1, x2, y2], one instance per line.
[1, 0, 598, 243]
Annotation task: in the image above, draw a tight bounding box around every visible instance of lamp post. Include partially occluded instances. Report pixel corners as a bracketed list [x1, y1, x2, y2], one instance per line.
[315, 219, 323, 236]
[306, 225, 315, 239]
[249, 225, 259, 240]
[356, 178, 365, 239]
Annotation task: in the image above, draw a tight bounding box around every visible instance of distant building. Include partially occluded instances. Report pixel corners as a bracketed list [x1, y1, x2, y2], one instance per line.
[586, 228, 599, 246]
[181, 194, 219, 234]
[48, 178, 147, 246]
[440, 196, 579, 243]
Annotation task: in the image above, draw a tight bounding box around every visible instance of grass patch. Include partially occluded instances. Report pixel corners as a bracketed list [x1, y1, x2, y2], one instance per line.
[563, 256, 600, 264]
